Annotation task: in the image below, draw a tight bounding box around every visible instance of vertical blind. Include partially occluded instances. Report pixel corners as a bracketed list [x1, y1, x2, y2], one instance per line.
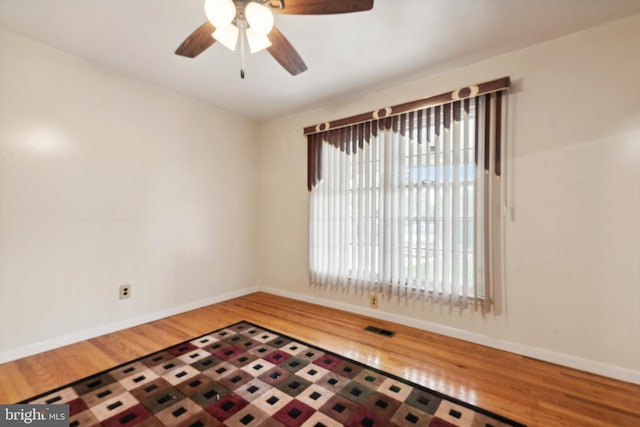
[306, 78, 509, 311]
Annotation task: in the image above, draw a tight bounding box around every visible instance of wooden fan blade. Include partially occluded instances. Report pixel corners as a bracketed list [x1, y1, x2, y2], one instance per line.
[175, 22, 216, 58]
[270, 0, 373, 15]
[267, 26, 308, 76]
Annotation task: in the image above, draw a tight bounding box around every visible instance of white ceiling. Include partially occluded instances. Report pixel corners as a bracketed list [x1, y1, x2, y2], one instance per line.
[1, 0, 640, 121]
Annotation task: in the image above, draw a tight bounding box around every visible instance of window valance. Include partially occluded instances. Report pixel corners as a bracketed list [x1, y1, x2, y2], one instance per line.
[306, 77, 509, 191]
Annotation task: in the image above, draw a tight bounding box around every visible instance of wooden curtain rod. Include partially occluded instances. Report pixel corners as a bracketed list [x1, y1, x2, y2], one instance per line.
[303, 76, 510, 136]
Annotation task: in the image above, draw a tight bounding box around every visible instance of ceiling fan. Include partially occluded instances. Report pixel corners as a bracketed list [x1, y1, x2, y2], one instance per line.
[175, 0, 374, 78]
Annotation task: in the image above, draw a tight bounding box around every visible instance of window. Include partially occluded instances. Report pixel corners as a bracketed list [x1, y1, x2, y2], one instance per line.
[306, 79, 508, 310]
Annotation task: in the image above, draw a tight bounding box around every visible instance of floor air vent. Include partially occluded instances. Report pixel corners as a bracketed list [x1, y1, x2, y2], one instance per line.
[364, 326, 396, 337]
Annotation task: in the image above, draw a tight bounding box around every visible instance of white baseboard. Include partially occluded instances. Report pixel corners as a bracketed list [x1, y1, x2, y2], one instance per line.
[0, 287, 259, 364]
[5, 285, 638, 386]
[260, 287, 640, 385]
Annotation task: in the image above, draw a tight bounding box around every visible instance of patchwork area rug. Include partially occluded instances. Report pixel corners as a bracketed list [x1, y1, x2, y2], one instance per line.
[22, 321, 526, 426]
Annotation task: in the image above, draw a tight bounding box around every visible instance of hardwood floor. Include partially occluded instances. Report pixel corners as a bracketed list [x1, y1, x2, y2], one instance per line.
[0, 292, 638, 426]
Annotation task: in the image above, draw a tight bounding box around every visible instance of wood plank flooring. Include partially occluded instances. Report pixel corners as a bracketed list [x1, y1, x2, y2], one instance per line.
[0, 292, 638, 426]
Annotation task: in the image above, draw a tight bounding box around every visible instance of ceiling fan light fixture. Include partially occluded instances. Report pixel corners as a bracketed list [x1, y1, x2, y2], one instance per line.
[180, 0, 375, 76]
[212, 23, 239, 51]
[245, 2, 274, 35]
[204, 0, 236, 28]
[246, 27, 272, 53]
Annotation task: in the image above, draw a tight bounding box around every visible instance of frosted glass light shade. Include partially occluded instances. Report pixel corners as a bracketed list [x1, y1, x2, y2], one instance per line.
[246, 27, 272, 53]
[245, 2, 274, 35]
[204, 0, 236, 28]
[213, 23, 239, 50]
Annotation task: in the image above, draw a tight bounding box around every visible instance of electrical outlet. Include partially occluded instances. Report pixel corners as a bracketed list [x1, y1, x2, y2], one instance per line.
[119, 284, 131, 299]
[369, 294, 378, 309]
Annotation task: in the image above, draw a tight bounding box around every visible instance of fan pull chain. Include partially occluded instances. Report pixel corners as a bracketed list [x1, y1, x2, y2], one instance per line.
[239, 19, 247, 79]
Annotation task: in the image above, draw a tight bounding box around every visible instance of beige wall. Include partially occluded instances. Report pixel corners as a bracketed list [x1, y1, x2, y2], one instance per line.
[258, 14, 640, 382]
[0, 30, 259, 359]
